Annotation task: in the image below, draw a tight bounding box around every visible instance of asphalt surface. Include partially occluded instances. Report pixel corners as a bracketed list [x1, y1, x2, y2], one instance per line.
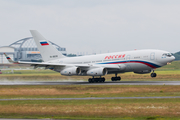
[0, 81, 180, 85]
[0, 96, 180, 101]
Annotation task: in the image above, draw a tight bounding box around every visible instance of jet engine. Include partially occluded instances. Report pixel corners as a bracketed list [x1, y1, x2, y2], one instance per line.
[134, 70, 151, 74]
[60, 67, 81, 76]
[87, 68, 108, 76]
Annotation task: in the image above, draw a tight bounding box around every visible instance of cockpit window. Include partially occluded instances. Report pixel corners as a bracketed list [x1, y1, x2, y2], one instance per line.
[162, 53, 173, 57]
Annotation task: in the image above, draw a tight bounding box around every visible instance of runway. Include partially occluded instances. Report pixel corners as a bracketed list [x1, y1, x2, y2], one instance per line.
[0, 96, 180, 101]
[0, 81, 180, 85]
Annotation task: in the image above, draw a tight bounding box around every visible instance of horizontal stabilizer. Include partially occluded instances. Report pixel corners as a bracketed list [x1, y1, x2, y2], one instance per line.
[4, 53, 18, 64]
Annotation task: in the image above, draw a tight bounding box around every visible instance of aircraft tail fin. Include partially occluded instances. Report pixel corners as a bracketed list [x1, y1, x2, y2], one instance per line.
[30, 30, 66, 62]
[4, 53, 18, 64]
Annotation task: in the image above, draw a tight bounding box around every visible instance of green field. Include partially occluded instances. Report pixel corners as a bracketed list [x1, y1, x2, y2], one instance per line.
[0, 85, 180, 99]
[0, 61, 180, 119]
[0, 85, 179, 119]
[157, 60, 180, 70]
[0, 99, 180, 120]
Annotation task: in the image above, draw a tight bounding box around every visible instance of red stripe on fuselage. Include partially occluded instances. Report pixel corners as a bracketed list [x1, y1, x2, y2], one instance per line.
[128, 61, 157, 68]
[107, 61, 157, 68]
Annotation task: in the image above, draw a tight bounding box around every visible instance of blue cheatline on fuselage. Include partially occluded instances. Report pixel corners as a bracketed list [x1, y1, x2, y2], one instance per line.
[98, 60, 161, 69]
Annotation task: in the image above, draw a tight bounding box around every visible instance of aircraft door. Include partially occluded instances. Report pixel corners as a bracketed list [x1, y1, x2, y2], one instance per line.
[150, 52, 155, 60]
[126, 55, 133, 71]
[126, 55, 131, 63]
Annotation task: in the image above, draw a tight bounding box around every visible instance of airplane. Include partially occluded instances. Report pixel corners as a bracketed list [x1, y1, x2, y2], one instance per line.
[5, 30, 175, 83]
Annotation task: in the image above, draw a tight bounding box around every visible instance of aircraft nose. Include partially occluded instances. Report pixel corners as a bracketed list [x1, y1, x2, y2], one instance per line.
[169, 56, 175, 62]
[172, 56, 175, 61]
[167, 56, 175, 64]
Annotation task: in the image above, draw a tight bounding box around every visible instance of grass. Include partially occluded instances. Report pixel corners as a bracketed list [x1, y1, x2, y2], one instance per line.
[0, 85, 180, 99]
[0, 62, 180, 119]
[0, 99, 180, 119]
[157, 60, 180, 70]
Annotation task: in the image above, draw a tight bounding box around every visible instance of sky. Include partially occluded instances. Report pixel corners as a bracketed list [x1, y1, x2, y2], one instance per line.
[1, 0, 180, 54]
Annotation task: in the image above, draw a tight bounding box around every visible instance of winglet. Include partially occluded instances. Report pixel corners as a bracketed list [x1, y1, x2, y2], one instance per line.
[4, 53, 18, 64]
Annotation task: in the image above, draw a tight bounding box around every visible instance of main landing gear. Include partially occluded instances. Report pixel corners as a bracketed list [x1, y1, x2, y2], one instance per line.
[151, 70, 157, 78]
[111, 73, 121, 81]
[88, 76, 105, 83]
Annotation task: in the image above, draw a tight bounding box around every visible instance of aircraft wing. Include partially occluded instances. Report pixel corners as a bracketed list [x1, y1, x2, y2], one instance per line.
[4, 53, 124, 71]
[18, 61, 66, 66]
[18, 61, 69, 69]
[18, 61, 122, 70]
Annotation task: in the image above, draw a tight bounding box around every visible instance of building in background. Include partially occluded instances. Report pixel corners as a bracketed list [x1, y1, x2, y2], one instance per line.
[0, 37, 66, 63]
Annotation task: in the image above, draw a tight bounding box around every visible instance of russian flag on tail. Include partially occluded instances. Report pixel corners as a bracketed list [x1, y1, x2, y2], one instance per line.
[40, 41, 49, 46]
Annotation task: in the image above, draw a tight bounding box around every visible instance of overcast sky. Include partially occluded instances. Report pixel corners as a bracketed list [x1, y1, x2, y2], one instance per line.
[1, 0, 180, 54]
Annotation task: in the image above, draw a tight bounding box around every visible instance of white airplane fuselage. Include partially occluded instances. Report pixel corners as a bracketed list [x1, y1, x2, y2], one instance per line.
[49, 49, 175, 75]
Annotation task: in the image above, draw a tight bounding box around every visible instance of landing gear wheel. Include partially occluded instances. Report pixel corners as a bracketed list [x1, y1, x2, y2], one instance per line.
[102, 77, 105, 82]
[88, 77, 106, 83]
[117, 77, 121, 81]
[151, 73, 157, 78]
[111, 77, 121, 81]
[94, 78, 99, 83]
[91, 78, 95, 83]
[88, 78, 92, 83]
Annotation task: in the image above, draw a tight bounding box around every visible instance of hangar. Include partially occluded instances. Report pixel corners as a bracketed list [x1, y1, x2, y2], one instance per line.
[0, 37, 66, 63]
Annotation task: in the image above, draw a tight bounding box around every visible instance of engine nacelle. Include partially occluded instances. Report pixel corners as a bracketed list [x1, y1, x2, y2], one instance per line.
[134, 70, 151, 74]
[87, 68, 108, 76]
[60, 67, 81, 76]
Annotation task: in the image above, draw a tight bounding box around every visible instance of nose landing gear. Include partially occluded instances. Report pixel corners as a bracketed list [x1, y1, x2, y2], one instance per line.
[151, 70, 157, 78]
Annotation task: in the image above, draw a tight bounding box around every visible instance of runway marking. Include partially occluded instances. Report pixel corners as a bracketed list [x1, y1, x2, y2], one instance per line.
[0, 96, 180, 101]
